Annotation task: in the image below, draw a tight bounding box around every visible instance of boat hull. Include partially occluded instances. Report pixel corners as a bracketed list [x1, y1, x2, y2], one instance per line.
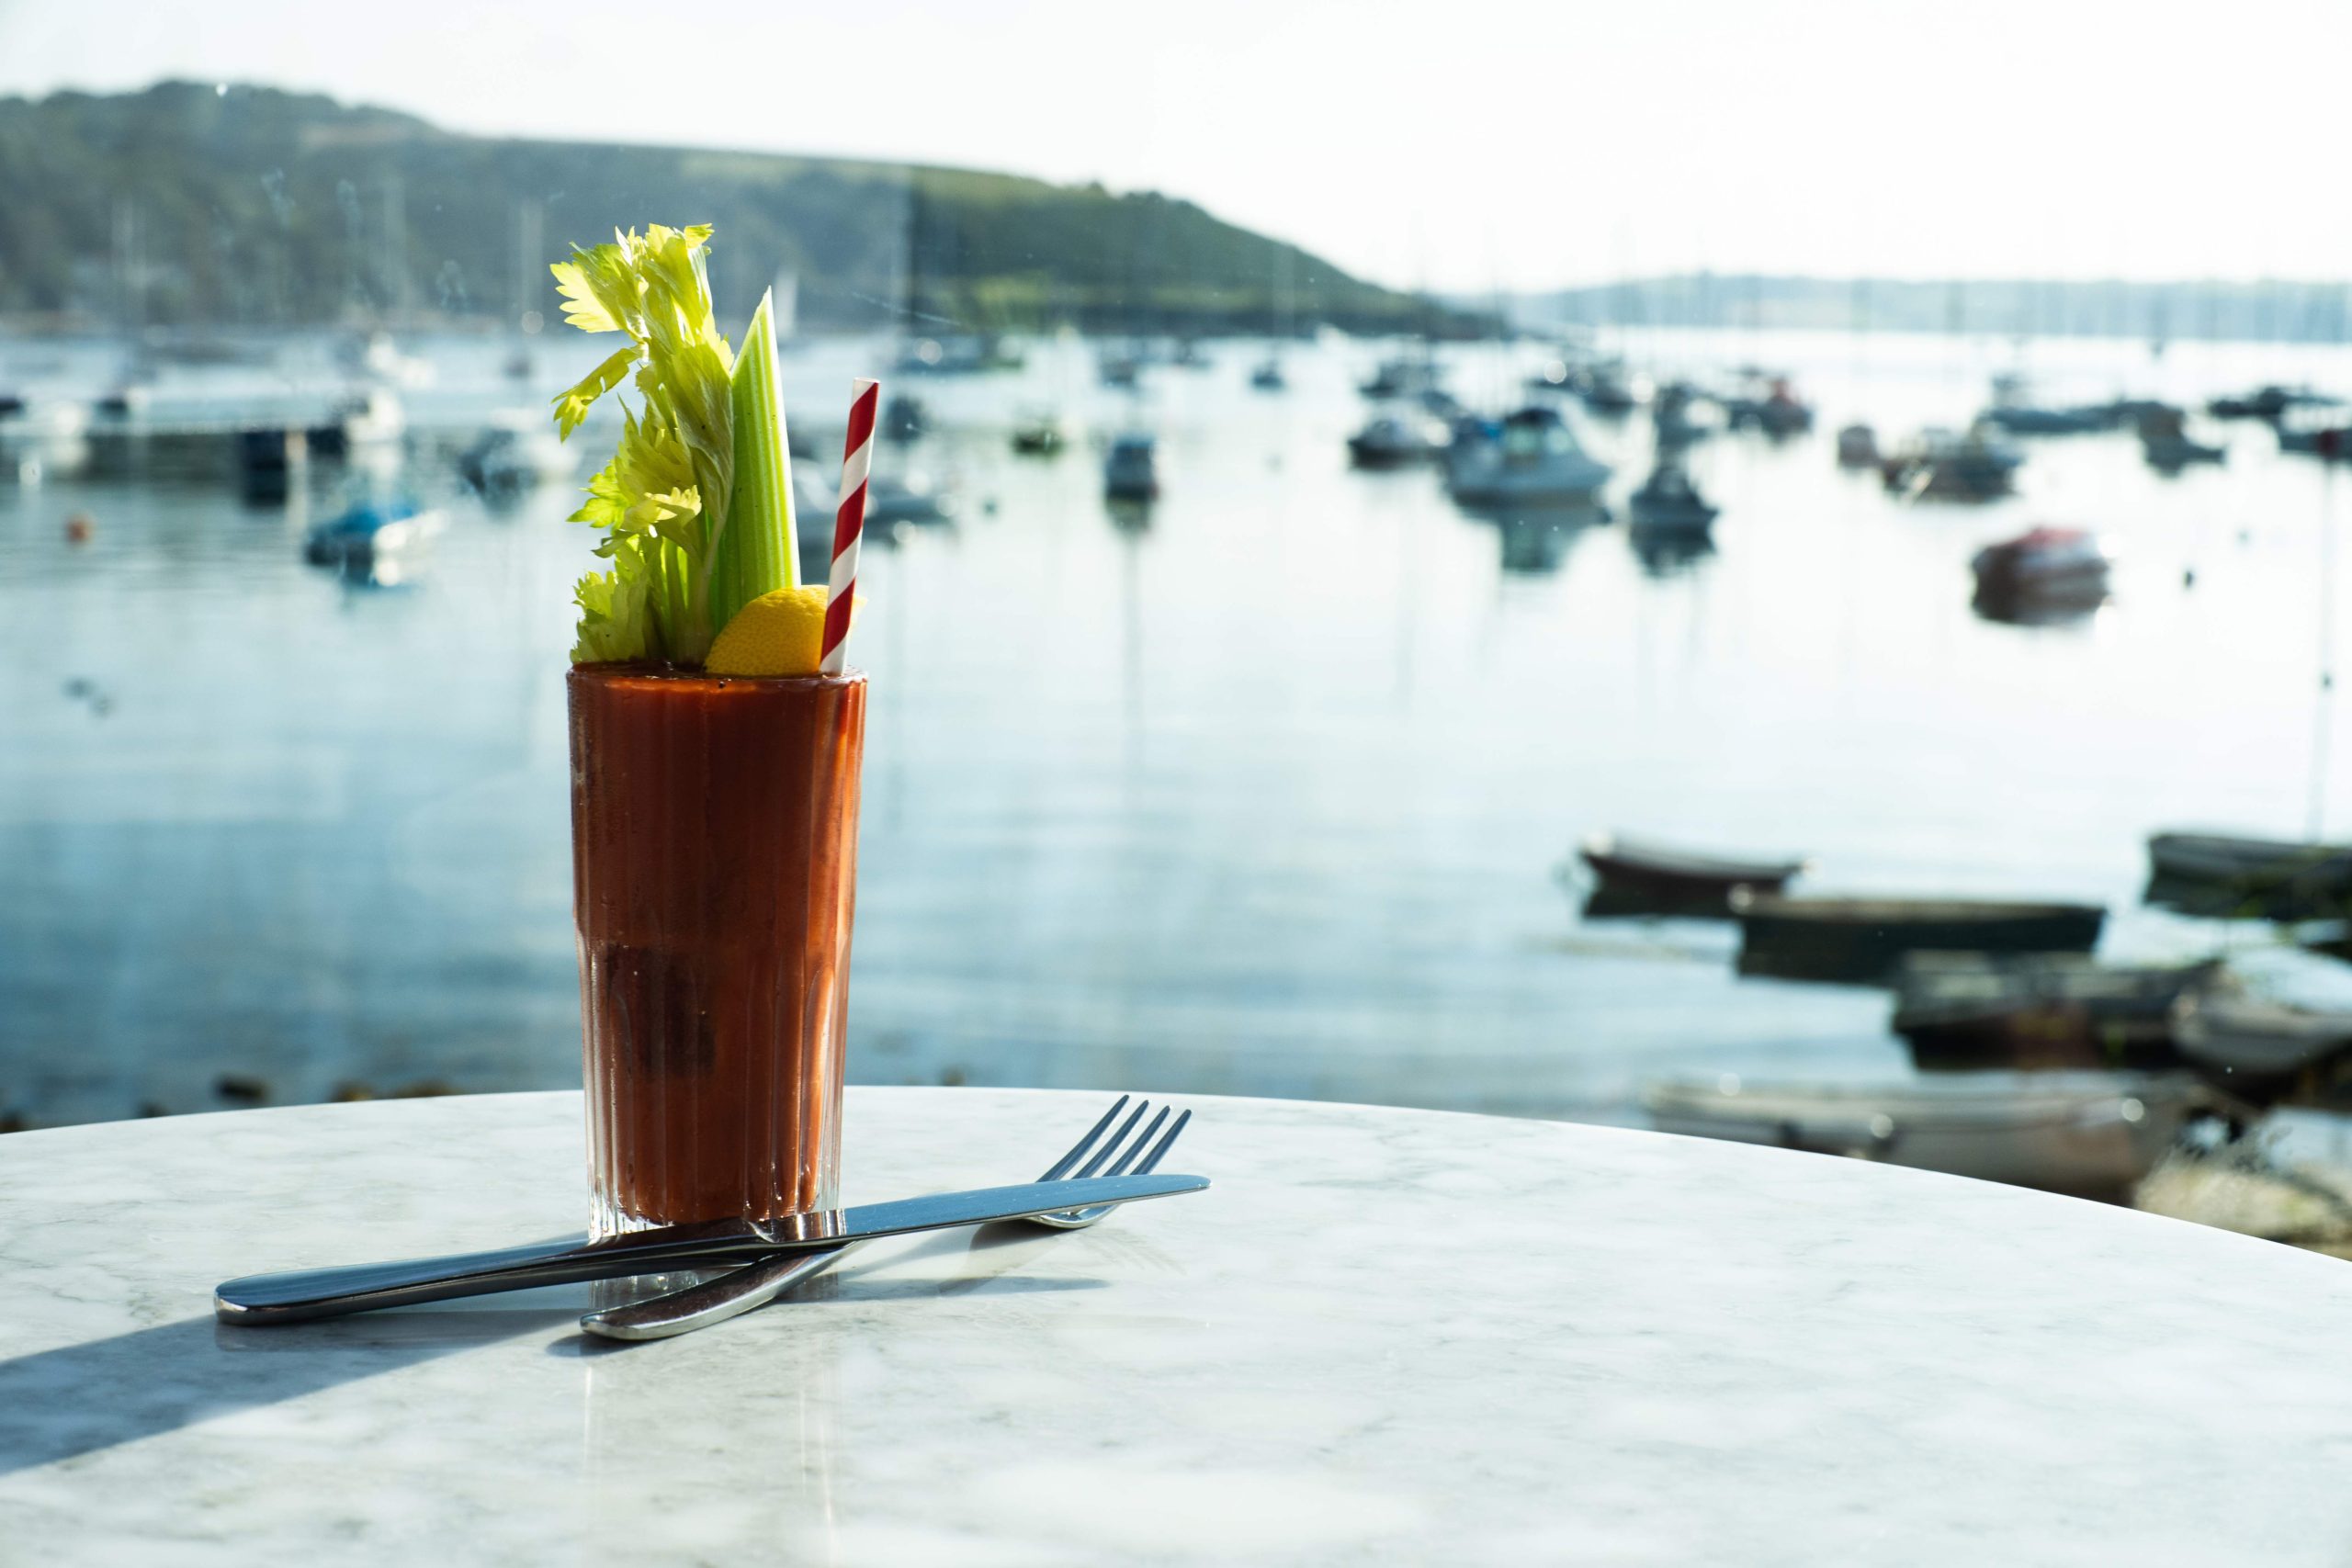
[1733, 894, 2106, 985]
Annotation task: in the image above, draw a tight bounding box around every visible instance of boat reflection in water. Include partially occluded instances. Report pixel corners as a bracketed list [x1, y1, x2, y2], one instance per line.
[1456, 499, 1607, 576]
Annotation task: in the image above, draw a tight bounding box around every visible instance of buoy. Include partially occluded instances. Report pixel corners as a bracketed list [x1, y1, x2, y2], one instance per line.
[63, 512, 93, 545]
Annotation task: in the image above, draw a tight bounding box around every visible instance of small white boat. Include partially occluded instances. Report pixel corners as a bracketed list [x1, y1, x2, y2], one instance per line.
[1642, 1072, 2226, 1201]
[2171, 989, 2352, 1086]
[1446, 407, 1611, 507]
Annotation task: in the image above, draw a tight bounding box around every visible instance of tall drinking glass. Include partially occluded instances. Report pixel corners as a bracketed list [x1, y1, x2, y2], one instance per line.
[567, 665, 866, 1236]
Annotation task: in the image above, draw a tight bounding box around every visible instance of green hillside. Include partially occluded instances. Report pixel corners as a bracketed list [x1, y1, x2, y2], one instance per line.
[0, 82, 1471, 336]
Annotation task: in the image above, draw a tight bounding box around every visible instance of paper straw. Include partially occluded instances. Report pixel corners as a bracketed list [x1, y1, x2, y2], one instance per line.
[819, 378, 878, 676]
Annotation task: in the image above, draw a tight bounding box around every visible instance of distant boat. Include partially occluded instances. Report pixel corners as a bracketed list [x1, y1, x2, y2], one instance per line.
[1731, 892, 2106, 984]
[1011, 409, 1068, 456]
[1346, 413, 1447, 468]
[1361, 355, 1443, 401]
[1971, 526, 2111, 608]
[1445, 407, 1611, 508]
[2137, 407, 2224, 469]
[2144, 830, 2352, 918]
[302, 497, 444, 573]
[1650, 382, 1713, 448]
[1893, 953, 2225, 1070]
[1642, 1072, 2227, 1201]
[1578, 361, 1641, 415]
[2278, 423, 2351, 460]
[1573, 832, 1806, 918]
[865, 474, 954, 525]
[458, 412, 576, 495]
[1626, 460, 1720, 532]
[1104, 433, 1159, 501]
[2207, 385, 2333, 422]
[1098, 350, 1141, 389]
[882, 394, 926, 442]
[1882, 425, 2023, 502]
[2171, 988, 2352, 1091]
[1250, 357, 1287, 391]
[1835, 423, 1880, 468]
[1981, 375, 2108, 435]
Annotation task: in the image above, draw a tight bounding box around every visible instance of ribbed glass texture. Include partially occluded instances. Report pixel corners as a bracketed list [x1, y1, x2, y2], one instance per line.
[568, 665, 865, 1237]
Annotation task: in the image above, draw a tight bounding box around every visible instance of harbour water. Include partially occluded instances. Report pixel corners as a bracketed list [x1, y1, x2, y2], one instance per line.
[7, 326, 2352, 1130]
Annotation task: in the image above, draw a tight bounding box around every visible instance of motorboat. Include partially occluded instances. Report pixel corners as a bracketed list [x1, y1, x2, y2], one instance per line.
[1360, 355, 1444, 401]
[2207, 385, 2334, 422]
[1892, 953, 2228, 1070]
[1650, 382, 1714, 449]
[1011, 409, 1068, 456]
[458, 412, 577, 495]
[1249, 357, 1287, 391]
[1627, 459, 1720, 532]
[1641, 1072, 2228, 1201]
[2144, 831, 2352, 919]
[2278, 422, 2351, 460]
[1346, 413, 1448, 468]
[2137, 407, 2224, 469]
[302, 496, 445, 574]
[1835, 423, 1880, 468]
[1104, 433, 1159, 501]
[1971, 526, 2111, 609]
[1981, 375, 2107, 435]
[1882, 425, 2023, 502]
[1571, 832, 1806, 918]
[1730, 891, 2106, 985]
[1445, 407, 1611, 508]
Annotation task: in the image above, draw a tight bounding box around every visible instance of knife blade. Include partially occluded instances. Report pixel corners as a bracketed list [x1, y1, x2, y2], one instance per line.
[214, 1173, 1207, 1325]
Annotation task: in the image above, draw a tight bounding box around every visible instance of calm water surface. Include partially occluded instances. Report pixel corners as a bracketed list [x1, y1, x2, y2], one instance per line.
[6, 327, 2352, 1128]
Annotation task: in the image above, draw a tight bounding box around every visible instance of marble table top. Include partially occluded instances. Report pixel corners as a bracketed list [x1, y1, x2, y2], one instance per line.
[6, 1087, 2352, 1564]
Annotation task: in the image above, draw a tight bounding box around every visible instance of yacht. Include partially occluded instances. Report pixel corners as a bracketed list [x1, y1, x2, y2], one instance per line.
[1445, 407, 1611, 507]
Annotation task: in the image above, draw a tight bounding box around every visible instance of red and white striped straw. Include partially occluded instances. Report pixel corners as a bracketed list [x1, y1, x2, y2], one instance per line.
[819, 378, 878, 676]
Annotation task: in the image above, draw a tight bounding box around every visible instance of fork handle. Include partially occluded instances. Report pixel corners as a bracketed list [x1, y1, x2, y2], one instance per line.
[579, 1245, 856, 1341]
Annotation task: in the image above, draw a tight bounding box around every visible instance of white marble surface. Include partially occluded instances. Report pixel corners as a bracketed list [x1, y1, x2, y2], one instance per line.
[5, 1088, 2352, 1563]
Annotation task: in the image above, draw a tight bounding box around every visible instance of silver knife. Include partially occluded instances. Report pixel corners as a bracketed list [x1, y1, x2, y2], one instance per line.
[214, 1173, 1207, 1325]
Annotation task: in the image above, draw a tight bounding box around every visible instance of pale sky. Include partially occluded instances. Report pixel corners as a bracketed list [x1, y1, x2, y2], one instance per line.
[2, 0, 2347, 292]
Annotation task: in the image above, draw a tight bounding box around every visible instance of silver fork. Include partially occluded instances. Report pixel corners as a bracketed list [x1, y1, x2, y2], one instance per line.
[580, 1096, 1193, 1341]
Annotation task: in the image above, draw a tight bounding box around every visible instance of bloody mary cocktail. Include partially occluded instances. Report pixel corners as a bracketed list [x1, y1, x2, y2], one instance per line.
[569, 665, 865, 1234]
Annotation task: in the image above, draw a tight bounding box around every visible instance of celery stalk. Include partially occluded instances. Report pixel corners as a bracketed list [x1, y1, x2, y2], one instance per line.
[709, 290, 796, 635]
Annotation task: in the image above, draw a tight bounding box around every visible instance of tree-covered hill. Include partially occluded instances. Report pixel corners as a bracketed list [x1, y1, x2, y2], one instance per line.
[0, 82, 1472, 337]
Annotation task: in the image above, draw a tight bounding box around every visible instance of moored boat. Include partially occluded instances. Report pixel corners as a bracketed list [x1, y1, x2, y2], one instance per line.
[1893, 953, 2226, 1070]
[1346, 413, 1448, 468]
[1104, 433, 1159, 501]
[1626, 459, 1720, 532]
[1445, 406, 1611, 508]
[2171, 988, 2352, 1098]
[1641, 1071, 2229, 1201]
[1971, 525, 2111, 608]
[1731, 891, 2107, 984]
[1573, 832, 1807, 918]
[2144, 830, 2352, 918]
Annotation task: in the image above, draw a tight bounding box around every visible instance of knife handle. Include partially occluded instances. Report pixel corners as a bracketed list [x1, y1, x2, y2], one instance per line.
[213, 1234, 782, 1325]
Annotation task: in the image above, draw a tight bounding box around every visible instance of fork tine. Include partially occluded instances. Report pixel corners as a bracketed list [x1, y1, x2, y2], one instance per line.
[1074, 1100, 1151, 1179]
[1036, 1095, 1129, 1182]
[1100, 1107, 1171, 1178]
[1134, 1108, 1192, 1174]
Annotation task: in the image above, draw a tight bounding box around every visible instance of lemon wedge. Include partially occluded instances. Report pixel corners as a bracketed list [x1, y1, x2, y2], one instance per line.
[706, 585, 830, 677]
